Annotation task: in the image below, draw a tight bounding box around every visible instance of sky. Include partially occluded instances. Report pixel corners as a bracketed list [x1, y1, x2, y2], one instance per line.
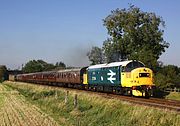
[0, 0, 180, 69]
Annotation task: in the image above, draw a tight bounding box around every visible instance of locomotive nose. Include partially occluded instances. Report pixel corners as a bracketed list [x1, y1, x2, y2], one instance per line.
[132, 68, 153, 86]
[131, 67, 154, 97]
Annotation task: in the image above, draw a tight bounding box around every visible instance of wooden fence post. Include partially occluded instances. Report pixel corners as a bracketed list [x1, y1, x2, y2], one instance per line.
[74, 94, 78, 108]
[65, 91, 69, 104]
[55, 90, 58, 99]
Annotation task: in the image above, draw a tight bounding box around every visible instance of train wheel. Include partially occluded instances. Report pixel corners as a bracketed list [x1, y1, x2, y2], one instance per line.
[130, 90, 133, 97]
[145, 91, 150, 99]
[93, 87, 97, 92]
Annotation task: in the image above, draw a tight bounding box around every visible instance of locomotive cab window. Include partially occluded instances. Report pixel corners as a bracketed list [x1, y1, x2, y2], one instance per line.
[121, 66, 125, 72]
[125, 61, 144, 72]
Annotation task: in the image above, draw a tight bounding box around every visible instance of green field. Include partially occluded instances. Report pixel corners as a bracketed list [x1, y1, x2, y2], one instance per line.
[3, 81, 180, 126]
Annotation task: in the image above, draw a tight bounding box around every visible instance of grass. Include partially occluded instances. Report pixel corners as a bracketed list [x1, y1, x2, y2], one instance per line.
[0, 84, 5, 109]
[4, 81, 180, 126]
[0, 94, 4, 109]
[0, 83, 58, 125]
[165, 92, 180, 101]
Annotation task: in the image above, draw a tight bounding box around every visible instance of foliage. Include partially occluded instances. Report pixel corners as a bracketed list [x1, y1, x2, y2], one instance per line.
[22, 60, 54, 73]
[87, 46, 104, 65]
[54, 62, 66, 70]
[86, 5, 175, 90]
[154, 65, 180, 89]
[88, 5, 169, 68]
[22, 60, 66, 73]
[0, 65, 7, 82]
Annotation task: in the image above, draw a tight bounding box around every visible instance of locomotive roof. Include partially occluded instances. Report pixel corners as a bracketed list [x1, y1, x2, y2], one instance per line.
[88, 60, 144, 69]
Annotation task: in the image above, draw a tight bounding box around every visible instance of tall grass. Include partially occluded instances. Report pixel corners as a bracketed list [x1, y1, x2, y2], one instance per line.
[4, 82, 180, 126]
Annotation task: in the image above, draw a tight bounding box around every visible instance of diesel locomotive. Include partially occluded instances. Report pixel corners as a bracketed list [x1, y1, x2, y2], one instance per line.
[15, 60, 155, 97]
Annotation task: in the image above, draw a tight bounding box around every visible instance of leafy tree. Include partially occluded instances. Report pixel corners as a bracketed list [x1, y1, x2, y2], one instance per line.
[103, 5, 169, 68]
[87, 46, 104, 65]
[154, 65, 180, 89]
[0, 65, 7, 82]
[22, 60, 55, 73]
[22, 60, 67, 73]
[154, 72, 168, 89]
[44, 63, 55, 71]
[55, 61, 66, 70]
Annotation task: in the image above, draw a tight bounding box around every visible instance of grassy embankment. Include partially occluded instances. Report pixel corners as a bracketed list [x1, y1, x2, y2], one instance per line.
[165, 92, 180, 101]
[0, 83, 7, 109]
[0, 83, 58, 125]
[0, 90, 4, 109]
[3, 81, 180, 126]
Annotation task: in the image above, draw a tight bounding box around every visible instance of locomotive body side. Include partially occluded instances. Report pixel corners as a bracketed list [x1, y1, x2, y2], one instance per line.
[86, 60, 155, 97]
[88, 66, 120, 86]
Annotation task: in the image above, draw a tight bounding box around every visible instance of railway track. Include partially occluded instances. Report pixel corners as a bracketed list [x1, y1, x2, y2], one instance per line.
[100, 94, 180, 112]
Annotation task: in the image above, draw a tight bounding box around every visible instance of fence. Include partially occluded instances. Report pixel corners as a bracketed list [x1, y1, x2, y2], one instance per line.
[164, 88, 180, 92]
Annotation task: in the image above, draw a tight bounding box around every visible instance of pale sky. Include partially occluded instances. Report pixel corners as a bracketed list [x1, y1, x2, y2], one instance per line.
[0, 0, 180, 69]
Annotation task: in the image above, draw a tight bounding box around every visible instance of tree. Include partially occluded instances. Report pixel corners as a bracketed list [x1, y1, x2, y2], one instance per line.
[103, 39, 128, 63]
[22, 60, 55, 73]
[0, 65, 7, 82]
[103, 5, 169, 68]
[154, 65, 180, 89]
[87, 46, 104, 65]
[55, 61, 66, 70]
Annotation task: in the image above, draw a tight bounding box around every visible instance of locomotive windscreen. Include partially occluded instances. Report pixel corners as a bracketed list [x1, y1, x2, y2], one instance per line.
[125, 61, 144, 72]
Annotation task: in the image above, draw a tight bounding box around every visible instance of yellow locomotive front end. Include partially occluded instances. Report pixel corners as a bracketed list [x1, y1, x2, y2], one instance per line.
[131, 67, 154, 97]
[121, 60, 155, 97]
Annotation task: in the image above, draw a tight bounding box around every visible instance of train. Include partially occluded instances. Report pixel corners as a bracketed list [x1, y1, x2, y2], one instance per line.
[14, 60, 155, 98]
